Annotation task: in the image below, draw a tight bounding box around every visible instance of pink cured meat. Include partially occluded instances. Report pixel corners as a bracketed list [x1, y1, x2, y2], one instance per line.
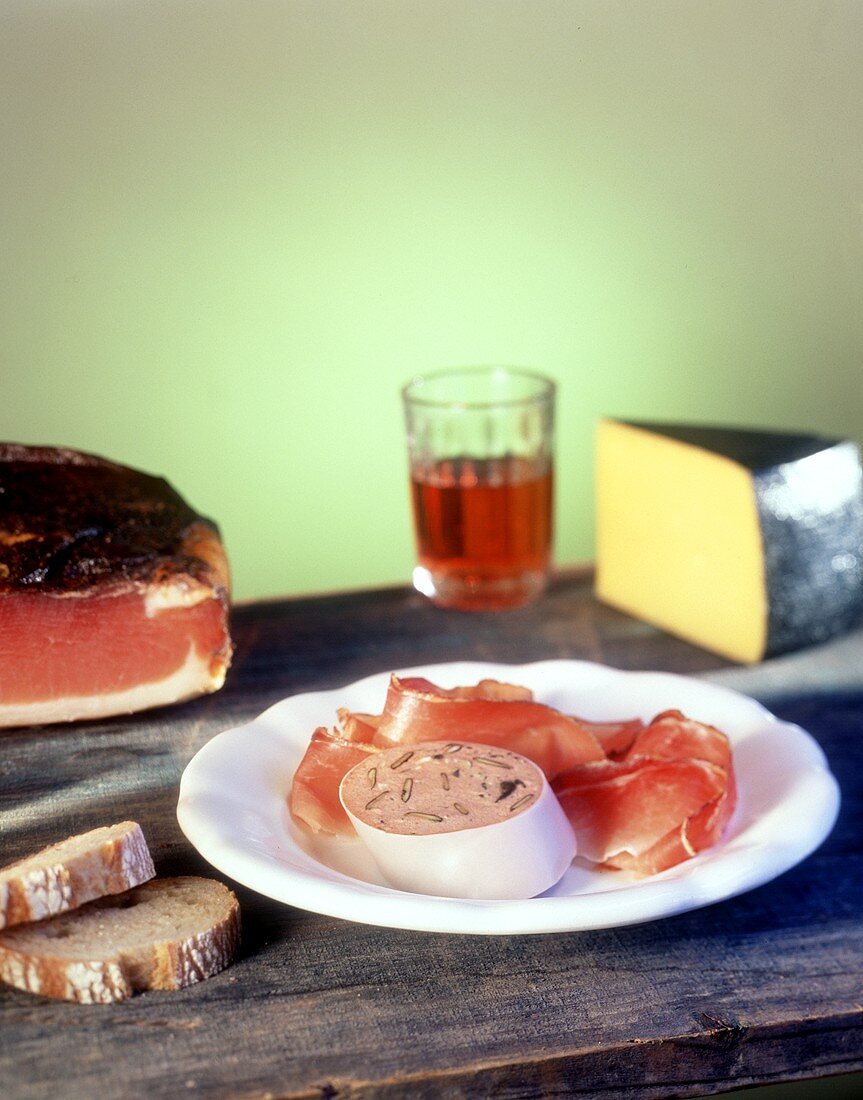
[626, 710, 733, 770]
[397, 677, 535, 703]
[336, 708, 381, 742]
[571, 717, 645, 759]
[287, 683, 736, 871]
[372, 675, 605, 779]
[289, 678, 542, 837]
[553, 756, 727, 865]
[553, 710, 736, 875]
[289, 728, 375, 835]
[606, 767, 737, 875]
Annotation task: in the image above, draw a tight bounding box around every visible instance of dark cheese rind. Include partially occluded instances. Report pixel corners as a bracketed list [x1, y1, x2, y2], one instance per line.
[622, 422, 863, 657]
[622, 422, 838, 470]
[754, 440, 863, 656]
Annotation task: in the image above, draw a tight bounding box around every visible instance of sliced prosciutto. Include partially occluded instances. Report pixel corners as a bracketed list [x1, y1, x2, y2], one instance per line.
[336, 708, 381, 743]
[606, 767, 737, 876]
[570, 716, 645, 759]
[289, 728, 376, 835]
[0, 444, 231, 727]
[287, 677, 737, 872]
[553, 709, 736, 875]
[395, 677, 535, 703]
[626, 710, 733, 770]
[372, 675, 605, 779]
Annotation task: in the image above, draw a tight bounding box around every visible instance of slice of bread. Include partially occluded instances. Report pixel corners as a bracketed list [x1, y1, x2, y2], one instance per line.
[0, 876, 240, 1003]
[0, 822, 155, 930]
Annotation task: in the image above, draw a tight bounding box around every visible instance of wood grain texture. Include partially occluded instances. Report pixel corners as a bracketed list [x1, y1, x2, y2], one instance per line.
[1, 571, 861, 1099]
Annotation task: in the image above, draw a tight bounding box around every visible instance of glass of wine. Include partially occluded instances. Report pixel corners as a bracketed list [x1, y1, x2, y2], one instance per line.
[402, 366, 556, 610]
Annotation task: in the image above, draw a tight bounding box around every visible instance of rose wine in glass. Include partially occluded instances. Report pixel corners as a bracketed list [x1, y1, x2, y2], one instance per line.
[403, 369, 555, 610]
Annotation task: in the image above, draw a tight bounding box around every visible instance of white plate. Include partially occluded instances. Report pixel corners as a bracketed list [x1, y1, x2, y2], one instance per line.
[177, 660, 840, 936]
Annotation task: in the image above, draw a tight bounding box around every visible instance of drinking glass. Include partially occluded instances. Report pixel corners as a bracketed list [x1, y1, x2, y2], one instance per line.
[402, 366, 556, 610]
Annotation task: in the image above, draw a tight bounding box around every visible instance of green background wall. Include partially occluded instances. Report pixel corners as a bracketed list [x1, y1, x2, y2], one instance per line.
[2, 1, 861, 602]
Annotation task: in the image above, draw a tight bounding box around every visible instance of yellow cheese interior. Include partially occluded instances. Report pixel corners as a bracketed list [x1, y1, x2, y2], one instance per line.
[596, 419, 768, 663]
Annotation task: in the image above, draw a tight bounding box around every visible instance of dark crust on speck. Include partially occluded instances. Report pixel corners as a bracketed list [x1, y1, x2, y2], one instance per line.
[0, 443, 226, 597]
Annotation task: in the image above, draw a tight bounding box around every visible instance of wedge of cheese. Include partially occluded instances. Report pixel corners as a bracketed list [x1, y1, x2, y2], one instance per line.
[596, 420, 863, 663]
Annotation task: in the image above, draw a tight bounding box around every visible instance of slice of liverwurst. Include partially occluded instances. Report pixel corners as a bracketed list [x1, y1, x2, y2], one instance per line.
[340, 741, 576, 899]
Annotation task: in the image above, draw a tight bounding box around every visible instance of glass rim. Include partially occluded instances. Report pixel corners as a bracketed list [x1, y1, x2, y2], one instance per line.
[401, 366, 556, 410]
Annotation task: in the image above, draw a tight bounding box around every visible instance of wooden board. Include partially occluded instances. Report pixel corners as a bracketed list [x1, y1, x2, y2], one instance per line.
[1, 571, 861, 1099]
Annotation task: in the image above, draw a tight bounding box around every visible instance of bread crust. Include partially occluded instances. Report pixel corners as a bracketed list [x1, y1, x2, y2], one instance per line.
[155, 897, 241, 993]
[0, 822, 155, 931]
[0, 877, 240, 1003]
[0, 954, 132, 1003]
